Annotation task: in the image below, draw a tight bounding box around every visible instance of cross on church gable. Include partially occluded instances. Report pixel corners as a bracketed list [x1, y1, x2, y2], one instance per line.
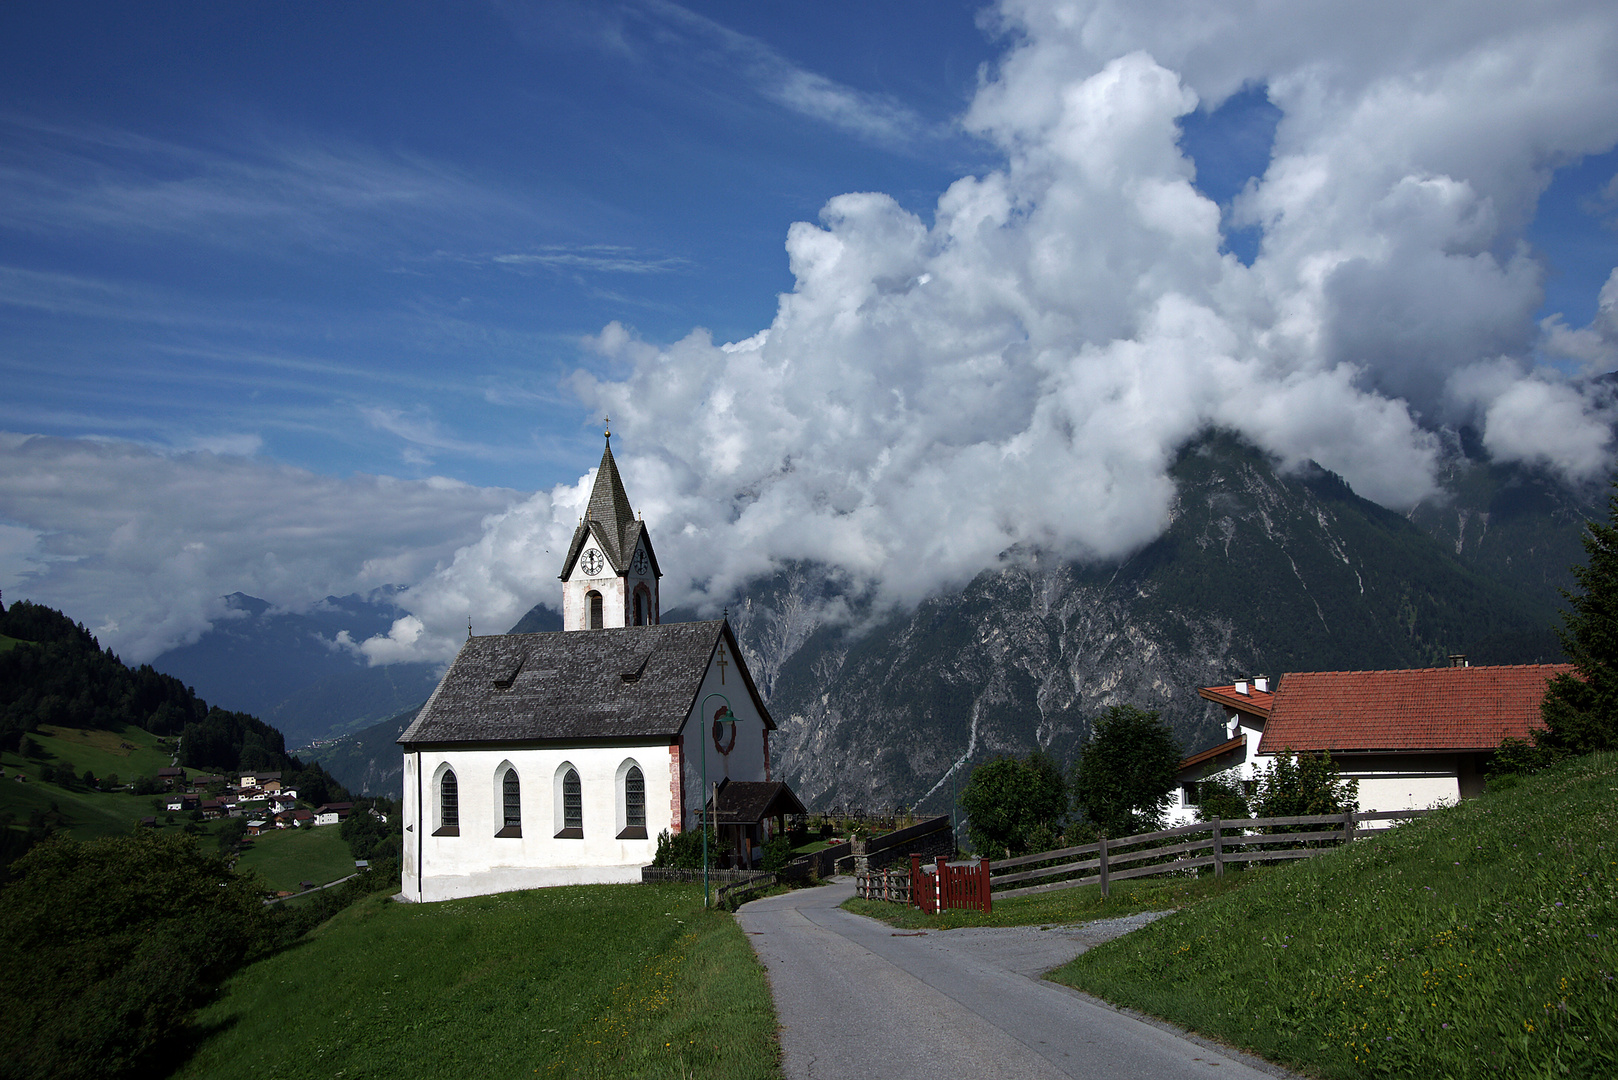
[716, 640, 729, 685]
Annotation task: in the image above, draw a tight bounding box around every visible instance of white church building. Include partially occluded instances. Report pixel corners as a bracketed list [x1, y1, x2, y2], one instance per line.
[398, 434, 778, 902]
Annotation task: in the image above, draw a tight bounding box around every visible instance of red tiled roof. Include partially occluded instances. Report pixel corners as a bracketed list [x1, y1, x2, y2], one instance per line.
[1259, 664, 1573, 753]
[1197, 684, 1274, 716]
[1178, 733, 1245, 772]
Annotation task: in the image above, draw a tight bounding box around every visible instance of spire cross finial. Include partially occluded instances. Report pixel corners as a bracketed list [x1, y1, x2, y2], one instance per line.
[604, 414, 611, 440]
[467, 615, 472, 640]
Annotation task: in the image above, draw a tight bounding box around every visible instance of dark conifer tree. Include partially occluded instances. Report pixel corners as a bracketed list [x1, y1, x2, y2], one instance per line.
[1540, 480, 1618, 753]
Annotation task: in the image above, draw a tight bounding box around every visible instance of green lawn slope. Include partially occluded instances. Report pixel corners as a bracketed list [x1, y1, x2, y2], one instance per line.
[1052, 753, 1618, 1078]
[30, 722, 174, 782]
[233, 823, 356, 892]
[0, 751, 159, 839]
[176, 882, 781, 1080]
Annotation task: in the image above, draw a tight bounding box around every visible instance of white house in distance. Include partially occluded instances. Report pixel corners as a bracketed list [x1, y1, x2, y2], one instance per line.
[1167, 662, 1573, 827]
[398, 432, 779, 903]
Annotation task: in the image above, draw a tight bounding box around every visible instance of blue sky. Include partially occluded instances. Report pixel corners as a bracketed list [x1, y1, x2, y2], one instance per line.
[0, 1, 1008, 488]
[2, 1, 1616, 664]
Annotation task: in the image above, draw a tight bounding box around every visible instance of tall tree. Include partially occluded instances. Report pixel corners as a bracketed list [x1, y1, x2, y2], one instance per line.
[1071, 705, 1181, 837]
[1541, 479, 1618, 753]
[959, 752, 1068, 857]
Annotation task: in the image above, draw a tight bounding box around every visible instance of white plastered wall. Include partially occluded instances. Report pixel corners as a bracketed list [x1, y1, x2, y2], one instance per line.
[561, 556, 658, 631]
[401, 741, 675, 902]
[562, 553, 625, 630]
[1336, 754, 1461, 826]
[677, 640, 769, 830]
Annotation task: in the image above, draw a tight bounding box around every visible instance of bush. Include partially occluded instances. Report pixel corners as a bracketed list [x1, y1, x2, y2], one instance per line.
[760, 834, 794, 872]
[651, 827, 719, 869]
[1255, 750, 1357, 820]
[0, 831, 270, 1080]
[1194, 769, 1251, 820]
[1487, 735, 1564, 790]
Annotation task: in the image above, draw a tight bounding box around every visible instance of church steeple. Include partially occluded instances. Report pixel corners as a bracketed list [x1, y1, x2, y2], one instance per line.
[584, 427, 636, 568]
[558, 424, 662, 631]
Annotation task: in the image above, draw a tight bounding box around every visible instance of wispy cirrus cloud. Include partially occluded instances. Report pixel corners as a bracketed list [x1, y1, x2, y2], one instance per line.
[489, 245, 689, 274]
[499, 0, 936, 149]
[0, 114, 554, 256]
[643, 0, 936, 146]
[359, 405, 506, 465]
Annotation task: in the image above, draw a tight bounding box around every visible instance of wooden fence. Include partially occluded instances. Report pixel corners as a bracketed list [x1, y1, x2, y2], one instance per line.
[911, 854, 992, 913]
[854, 865, 912, 905]
[990, 809, 1428, 899]
[854, 856, 991, 912]
[715, 871, 776, 910]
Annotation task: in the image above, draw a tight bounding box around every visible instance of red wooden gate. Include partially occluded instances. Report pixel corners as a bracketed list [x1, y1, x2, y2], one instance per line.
[910, 854, 992, 914]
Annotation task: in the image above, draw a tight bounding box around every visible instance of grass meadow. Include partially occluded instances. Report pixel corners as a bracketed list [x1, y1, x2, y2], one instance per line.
[175, 882, 781, 1080]
[1050, 753, 1618, 1078]
[29, 722, 174, 782]
[0, 751, 161, 839]
[234, 822, 357, 892]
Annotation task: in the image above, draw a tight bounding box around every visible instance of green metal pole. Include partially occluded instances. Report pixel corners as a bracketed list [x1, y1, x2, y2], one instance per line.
[698, 693, 733, 909]
[701, 739, 709, 908]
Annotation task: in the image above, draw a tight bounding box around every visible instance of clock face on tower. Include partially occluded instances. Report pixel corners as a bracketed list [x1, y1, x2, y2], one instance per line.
[631, 547, 649, 576]
[580, 548, 604, 577]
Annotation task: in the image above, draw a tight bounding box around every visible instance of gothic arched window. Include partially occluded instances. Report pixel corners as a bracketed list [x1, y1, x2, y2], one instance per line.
[435, 768, 459, 836]
[587, 590, 604, 630]
[497, 766, 521, 837]
[555, 763, 583, 838]
[617, 761, 647, 839]
[633, 586, 650, 626]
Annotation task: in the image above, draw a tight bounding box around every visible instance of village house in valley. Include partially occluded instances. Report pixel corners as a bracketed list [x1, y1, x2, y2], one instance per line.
[1168, 661, 1573, 826]
[398, 432, 784, 902]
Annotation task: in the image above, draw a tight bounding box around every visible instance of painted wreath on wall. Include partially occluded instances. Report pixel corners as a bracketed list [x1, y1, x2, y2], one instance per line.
[712, 707, 736, 755]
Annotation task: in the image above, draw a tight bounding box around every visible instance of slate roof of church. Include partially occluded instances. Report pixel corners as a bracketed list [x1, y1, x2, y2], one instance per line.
[398, 619, 773, 746]
[559, 436, 660, 579]
[1258, 664, 1572, 753]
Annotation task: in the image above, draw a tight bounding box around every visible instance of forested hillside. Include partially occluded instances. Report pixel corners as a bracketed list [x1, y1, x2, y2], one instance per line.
[0, 598, 347, 855]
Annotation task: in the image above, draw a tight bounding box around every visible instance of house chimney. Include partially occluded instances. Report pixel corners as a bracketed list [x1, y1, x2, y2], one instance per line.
[1234, 680, 1248, 695]
[1448, 654, 1468, 668]
[1254, 676, 1268, 693]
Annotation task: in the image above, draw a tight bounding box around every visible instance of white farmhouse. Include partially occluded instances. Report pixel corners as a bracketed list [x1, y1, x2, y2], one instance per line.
[1169, 663, 1573, 827]
[398, 433, 780, 903]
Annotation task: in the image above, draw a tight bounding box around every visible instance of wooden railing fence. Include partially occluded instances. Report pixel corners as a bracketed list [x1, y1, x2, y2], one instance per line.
[851, 810, 1430, 910]
[715, 871, 776, 910]
[990, 809, 1428, 900]
[854, 865, 912, 904]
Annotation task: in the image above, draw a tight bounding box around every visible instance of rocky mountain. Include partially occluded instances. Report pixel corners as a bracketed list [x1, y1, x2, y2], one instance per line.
[1408, 425, 1598, 602]
[151, 589, 441, 748]
[722, 432, 1582, 814]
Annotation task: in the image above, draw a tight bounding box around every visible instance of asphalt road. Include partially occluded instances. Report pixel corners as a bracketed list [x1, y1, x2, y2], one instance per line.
[736, 880, 1295, 1080]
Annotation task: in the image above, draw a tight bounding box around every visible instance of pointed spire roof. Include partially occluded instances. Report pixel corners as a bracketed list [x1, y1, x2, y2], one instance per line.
[587, 434, 636, 552]
[561, 428, 655, 579]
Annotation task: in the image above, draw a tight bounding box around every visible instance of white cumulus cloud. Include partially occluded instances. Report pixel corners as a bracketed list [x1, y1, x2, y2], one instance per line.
[371, 1, 1618, 658]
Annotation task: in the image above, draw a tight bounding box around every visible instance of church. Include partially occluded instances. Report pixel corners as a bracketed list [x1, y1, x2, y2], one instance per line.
[398, 432, 783, 902]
